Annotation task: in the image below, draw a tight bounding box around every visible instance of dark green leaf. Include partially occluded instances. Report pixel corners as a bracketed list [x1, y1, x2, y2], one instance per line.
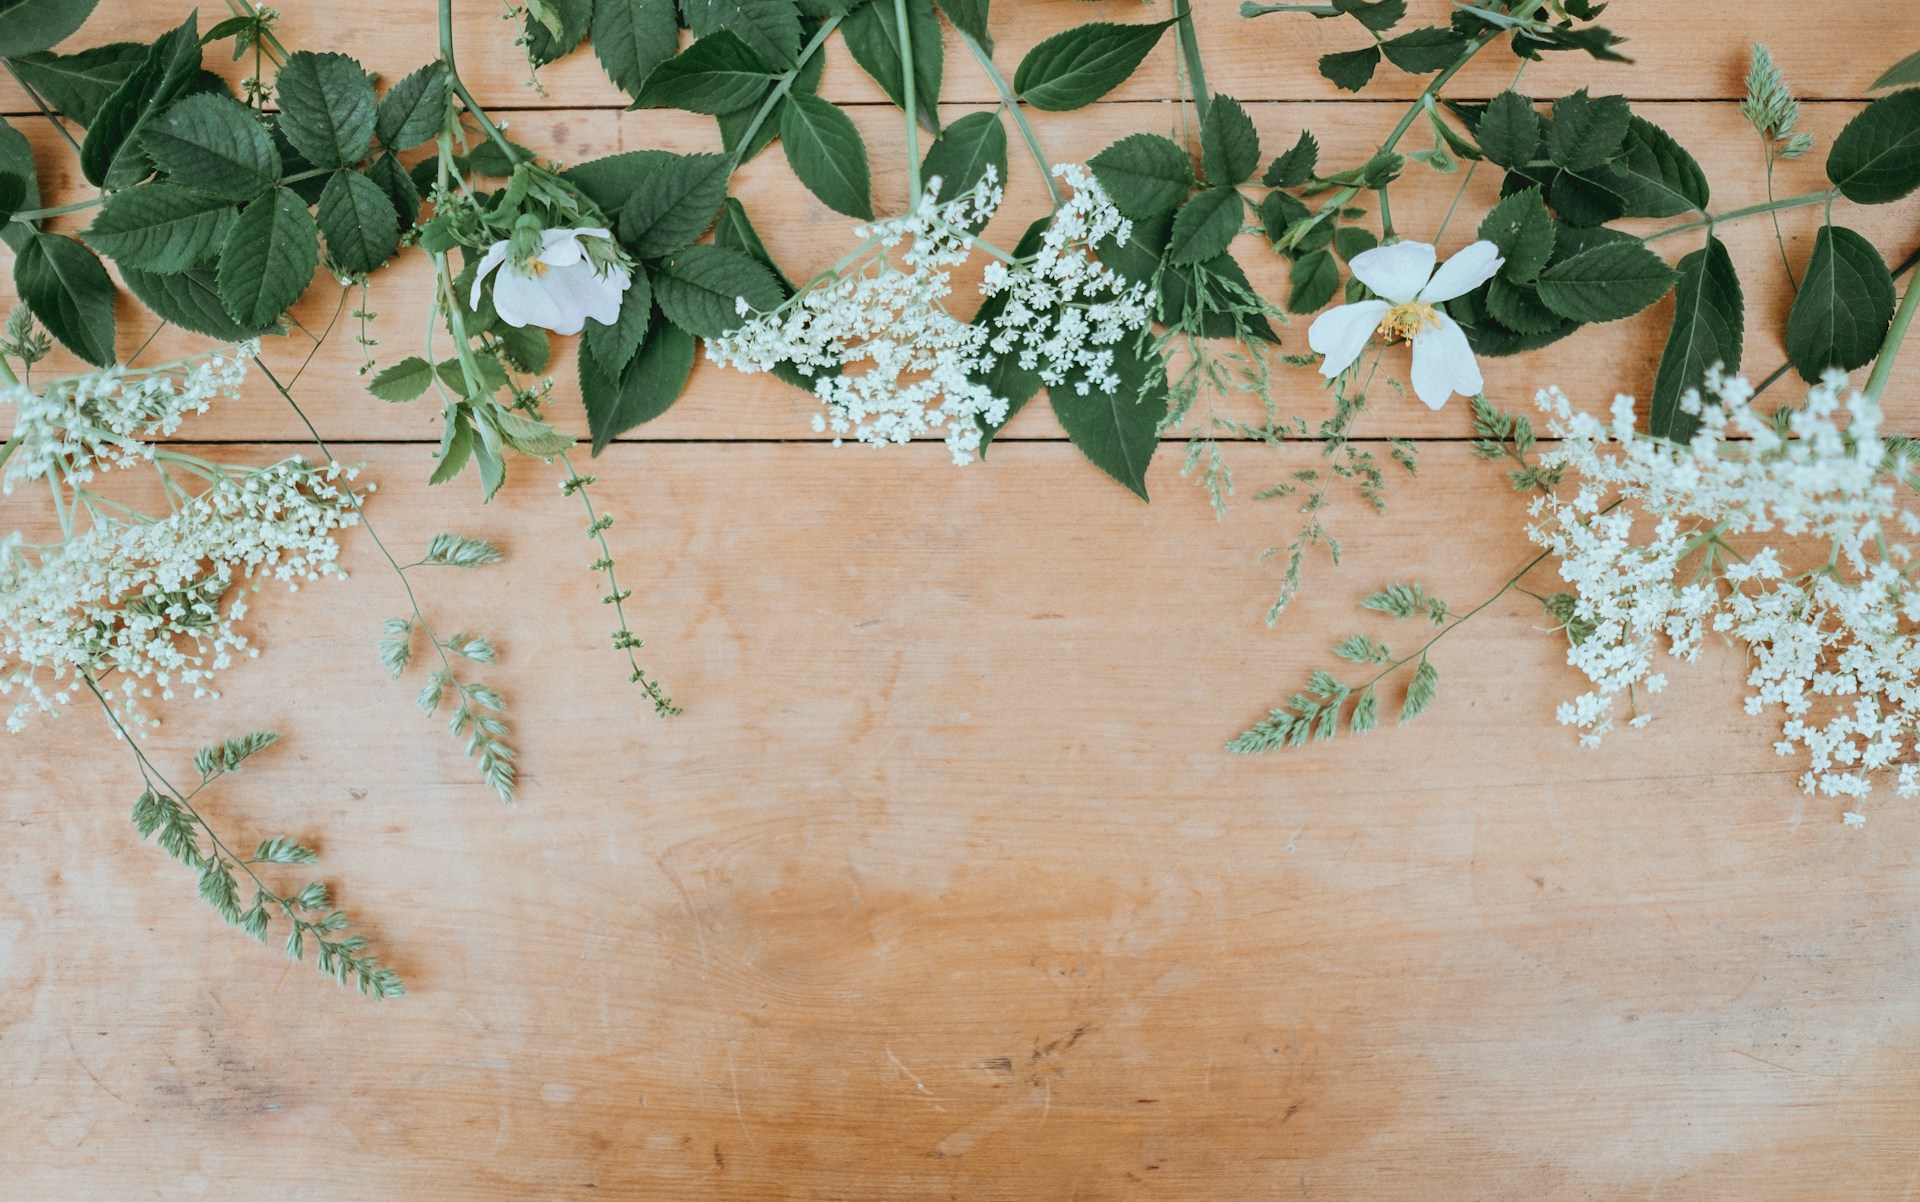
[1088, 132, 1193, 220]
[583, 264, 654, 375]
[368, 356, 435, 402]
[618, 152, 730, 256]
[711, 196, 790, 289]
[1287, 249, 1339, 313]
[1476, 90, 1538, 170]
[1318, 46, 1379, 92]
[1258, 188, 1310, 248]
[1786, 224, 1896, 381]
[1333, 225, 1376, 261]
[1827, 87, 1920, 204]
[1651, 235, 1742, 442]
[80, 15, 203, 189]
[1453, 290, 1577, 357]
[430, 407, 475, 486]
[1200, 94, 1259, 186]
[581, 305, 693, 453]
[121, 264, 275, 339]
[1535, 240, 1674, 322]
[652, 244, 783, 336]
[1476, 184, 1554, 282]
[1548, 167, 1626, 227]
[1547, 88, 1630, 172]
[633, 29, 775, 114]
[1167, 187, 1243, 265]
[934, 0, 990, 51]
[368, 152, 421, 229]
[1380, 26, 1465, 74]
[683, 0, 802, 68]
[1547, 219, 1632, 263]
[841, 0, 942, 130]
[496, 322, 550, 374]
[780, 90, 872, 218]
[1605, 115, 1707, 217]
[0, 0, 101, 57]
[0, 118, 40, 253]
[1332, 0, 1404, 33]
[1013, 19, 1171, 111]
[564, 148, 678, 213]
[6, 42, 144, 126]
[140, 92, 279, 200]
[1158, 249, 1278, 343]
[1485, 277, 1561, 334]
[463, 136, 533, 177]
[275, 51, 377, 169]
[1262, 129, 1318, 187]
[80, 181, 233, 271]
[375, 61, 449, 151]
[525, 0, 591, 64]
[1048, 335, 1165, 500]
[920, 110, 1005, 224]
[216, 186, 318, 328]
[591, 0, 680, 99]
[14, 233, 115, 365]
[316, 169, 399, 273]
[1871, 51, 1920, 91]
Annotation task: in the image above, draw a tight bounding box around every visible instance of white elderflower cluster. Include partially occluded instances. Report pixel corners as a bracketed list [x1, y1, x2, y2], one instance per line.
[2, 343, 258, 491]
[706, 164, 1156, 465]
[0, 457, 361, 734]
[1529, 369, 1920, 812]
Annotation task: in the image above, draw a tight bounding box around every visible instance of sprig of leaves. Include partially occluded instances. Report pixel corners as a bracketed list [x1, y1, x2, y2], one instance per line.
[561, 464, 679, 717]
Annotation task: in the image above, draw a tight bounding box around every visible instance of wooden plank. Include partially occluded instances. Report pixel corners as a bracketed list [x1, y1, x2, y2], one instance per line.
[6, 442, 1919, 1198]
[3, 0, 1912, 114]
[4, 102, 1917, 449]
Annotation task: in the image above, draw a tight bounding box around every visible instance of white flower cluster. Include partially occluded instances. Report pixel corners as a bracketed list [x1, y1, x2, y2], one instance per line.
[0, 457, 361, 733]
[1529, 369, 1920, 812]
[705, 164, 1155, 465]
[2, 343, 258, 492]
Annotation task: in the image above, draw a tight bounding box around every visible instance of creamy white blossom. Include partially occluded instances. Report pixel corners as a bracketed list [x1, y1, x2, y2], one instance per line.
[1529, 368, 1920, 815]
[1308, 239, 1501, 409]
[471, 227, 630, 336]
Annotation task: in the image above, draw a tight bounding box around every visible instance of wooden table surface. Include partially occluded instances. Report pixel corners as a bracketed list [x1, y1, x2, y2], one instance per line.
[7, 2, 1920, 1197]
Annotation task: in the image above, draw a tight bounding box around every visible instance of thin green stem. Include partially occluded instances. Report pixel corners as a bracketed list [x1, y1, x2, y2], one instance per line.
[1640, 189, 1839, 246]
[10, 196, 106, 223]
[3, 62, 82, 156]
[437, 0, 519, 165]
[1172, 0, 1211, 124]
[726, 17, 843, 172]
[221, 0, 289, 64]
[1353, 547, 1553, 694]
[896, 0, 921, 200]
[560, 456, 678, 717]
[958, 32, 1060, 207]
[1865, 272, 1920, 405]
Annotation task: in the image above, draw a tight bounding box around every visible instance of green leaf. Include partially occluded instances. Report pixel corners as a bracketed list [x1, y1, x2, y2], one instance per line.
[1650, 235, 1742, 442]
[6, 42, 144, 126]
[430, 407, 475, 486]
[716, 25, 823, 160]
[934, 0, 990, 51]
[80, 182, 234, 272]
[1547, 167, 1626, 228]
[0, 0, 101, 57]
[1258, 188, 1310, 247]
[484, 405, 574, 456]
[1014, 19, 1171, 111]
[1872, 50, 1920, 91]
[216, 187, 318, 328]
[1333, 0, 1404, 33]
[1379, 26, 1465, 73]
[375, 61, 449, 151]
[1318, 46, 1379, 92]
[1286, 248, 1339, 313]
[1607, 115, 1707, 217]
[712, 196, 791, 289]
[590, 0, 680, 99]
[141, 92, 279, 200]
[1547, 88, 1630, 172]
[1476, 184, 1554, 282]
[563, 148, 678, 213]
[1262, 129, 1318, 187]
[683, 0, 802, 68]
[122, 265, 275, 339]
[1476, 90, 1538, 170]
[0, 118, 41, 254]
[841, 0, 943, 131]
[14, 233, 115, 366]
[275, 51, 376, 169]
[316, 169, 399, 273]
[1785, 224, 1896, 381]
[1167, 187, 1243, 265]
[581, 305, 694, 453]
[617, 152, 730, 256]
[1200, 94, 1259, 186]
[1535, 240, 1675, 322]
[633, 29, 775, 114]
[496, 322, 549, 374]
[1089, 132, 1193, 220]
[1827, 87, 1920, 204]
[583, 264, 654, 375]
[368, 152, 421, 230]
[921, 110, 1006, 218]
[652, 244, 783, 336]
[1333, 225, 1376, 261]
[780, 91, 873, 218]
[1048, 335, 1166, 500]
[1485, 277, 1561, 334]
[80, 14, 203, 189]
[524, 0, 591, 65]
[368, 356, 436, 402]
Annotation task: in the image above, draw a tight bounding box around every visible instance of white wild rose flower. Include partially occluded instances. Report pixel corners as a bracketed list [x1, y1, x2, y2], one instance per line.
[470, 227, 631, 336]
[1528, 369, 1920, 816]
[1308, 239, 1502, 409]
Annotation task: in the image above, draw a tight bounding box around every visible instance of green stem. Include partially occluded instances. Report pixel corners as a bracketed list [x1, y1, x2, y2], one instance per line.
[726, 17, 844, 172]
[958, 32, 1060, 207]
[1355, 547, 1553, 693]
[1172, 0, 1211, 124]
[1865, 272, 1920, 405]
[1241, 2, 1338, 14]
[1640, 189, 1839, 245]
[10, 195, 106, 223]
[560, 456, 678, 717]
[3, 61, 83, 156]
[221, 0, 289, 63]
[437, 0, 519, 165]
[896, 0, 921, 200]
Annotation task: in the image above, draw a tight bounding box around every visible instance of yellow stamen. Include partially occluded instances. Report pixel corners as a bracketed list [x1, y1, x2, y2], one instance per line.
[1377, 301, 1439, 342]
[528, 260, 548, 277]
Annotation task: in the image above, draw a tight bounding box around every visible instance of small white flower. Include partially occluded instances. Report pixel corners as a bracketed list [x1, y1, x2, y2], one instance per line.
[470, 227, 630, 336]
[1307, 239, 1502, 409]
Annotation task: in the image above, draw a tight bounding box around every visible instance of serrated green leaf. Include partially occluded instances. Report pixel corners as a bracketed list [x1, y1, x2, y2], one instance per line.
[1547, 88, 1630, 172]
[274, 51, 377, 169]
[1262, 129, 1318, 187]
[1608, 115, 1708, 217]
[921, 110, 1006, 222]
[140, 92, 279, 200]
[315, 169, 399, 274]
[0, 118, 41, 254]
[1333, 0, 1404, 32]
[617, 152, 731, 257]
[1168, 187, 1243, 265]
[634, 29, 775, 114]
[1786, 224, 1895, 381]
[1485, 277, 1561, 334]
[1318, 45, 1379, 92]
[583, 265, 653, 376]
[485, 405, 575, 457]
[523, 0, 591, 65]
[0, 0, 101, 57]
[79, 182, 232, 272]
[1089, 132, 1193, 220]
[780, 91, 872, 218]
[1547, 167, 1626, 228]
[1380, 26, 1465, 73]
[1048, 335, 1165, 500]
[841, 0, 942, 130]
[1477, 90, 1538, 170]
[1200, 94, 1259, 186]
[1286, 248, 1339, 314]
[80, 14, 203, 189]
[13, 233, 115, 366]
[1827, 87, 1920, 204]
[1258, 188, 1310, 248]
[367, 152, 420, 230]
[430, 407, 474, 485]
[1651, 235, 1742, 442]
[581, 305, 694, 453]
[653, 244, 783, 336]
[683, 0, 802, 68]
[563, 148, 678, 214]
[121, 265, 275, 339]
[7, 42, 144, 126]
[375, 61, 449, 151]
[216, 187, 318, 328]
[590, 0, 680, 100]
[934, 0, 990, 50]
[368, 356, 435, 402]
[1477, 184, 1554, 282]
[1535, 240, 1675, 323]
[1014, 19, 1171, 111]
[711, 196, 791, 289]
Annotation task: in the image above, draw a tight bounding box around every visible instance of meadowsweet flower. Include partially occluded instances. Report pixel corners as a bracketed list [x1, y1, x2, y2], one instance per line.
[1529, 369, 1920, 814]
[1308, 239, 1502, 409]
[470, 227, 631, 336]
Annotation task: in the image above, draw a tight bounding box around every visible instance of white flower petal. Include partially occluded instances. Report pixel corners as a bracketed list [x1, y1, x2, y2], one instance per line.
[470, 241, 510, 310]
[1348, 241, 1435, 304]
[535, 227, 587, 267]
[491, 267, 567, 332]
[1408, 314, 1481, 409]
[1420, 239, 1504, 302]
[1308, 300, 1389, 379]
[534, 260, 631, 334]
